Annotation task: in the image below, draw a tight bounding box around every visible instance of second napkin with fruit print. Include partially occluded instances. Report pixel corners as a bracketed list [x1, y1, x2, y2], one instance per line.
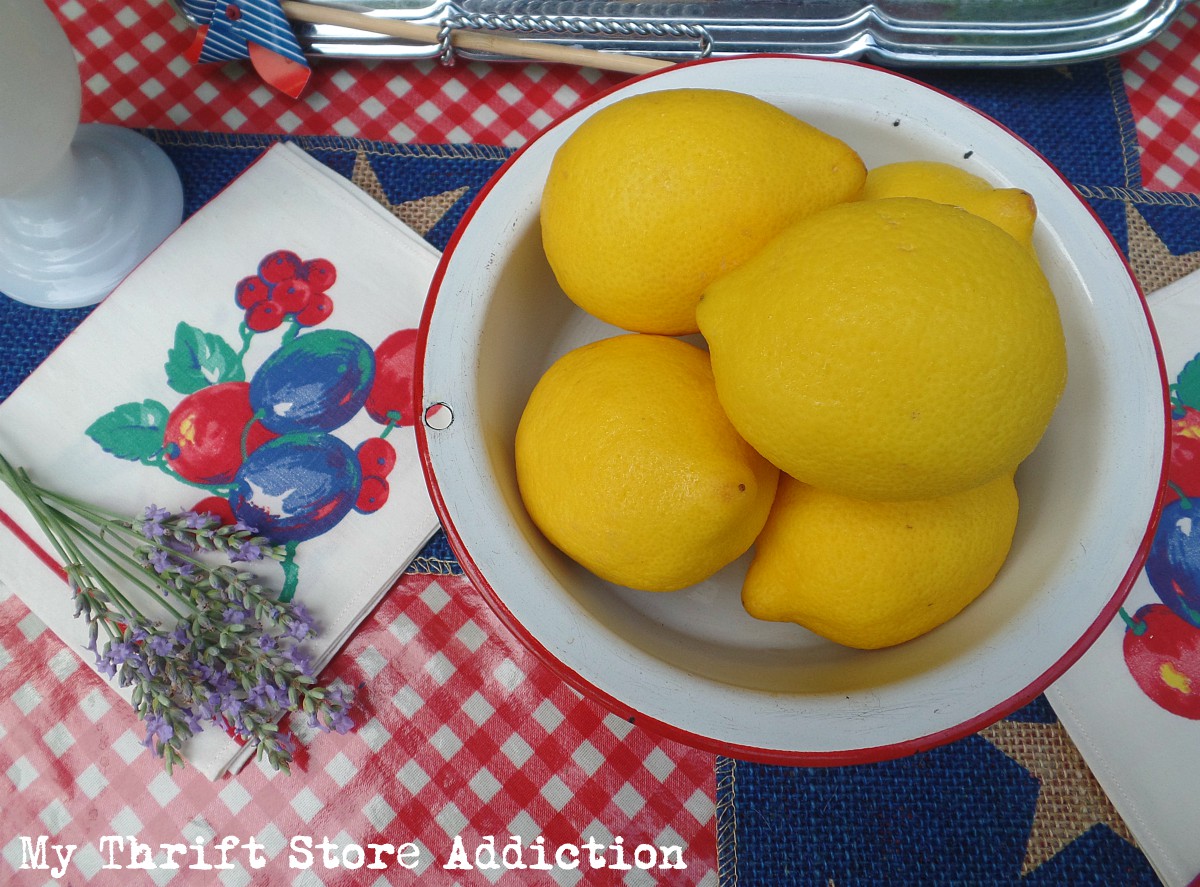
[0, 142, 440, 779]
[1048, 266, 1200, 887]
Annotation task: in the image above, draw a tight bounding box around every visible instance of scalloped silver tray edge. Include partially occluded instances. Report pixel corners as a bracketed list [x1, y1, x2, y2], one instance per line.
[182, 0, 1191, 67]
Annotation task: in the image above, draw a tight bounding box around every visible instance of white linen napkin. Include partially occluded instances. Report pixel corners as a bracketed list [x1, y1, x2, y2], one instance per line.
[0, 142, 440, 779]
[1048, 266, 1200, 887]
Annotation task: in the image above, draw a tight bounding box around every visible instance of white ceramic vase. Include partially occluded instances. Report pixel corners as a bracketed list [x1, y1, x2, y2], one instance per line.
[0, 0, 183, 308]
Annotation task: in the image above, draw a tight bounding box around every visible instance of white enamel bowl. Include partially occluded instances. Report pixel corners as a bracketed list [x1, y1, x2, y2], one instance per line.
[415, 55, 1167, 764]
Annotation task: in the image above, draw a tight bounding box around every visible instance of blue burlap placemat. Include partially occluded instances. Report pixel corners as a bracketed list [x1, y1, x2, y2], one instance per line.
[2, 58, 1193, 885]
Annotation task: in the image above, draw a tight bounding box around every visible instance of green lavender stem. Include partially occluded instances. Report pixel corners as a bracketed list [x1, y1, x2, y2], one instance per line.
[0, 449, 355, 774]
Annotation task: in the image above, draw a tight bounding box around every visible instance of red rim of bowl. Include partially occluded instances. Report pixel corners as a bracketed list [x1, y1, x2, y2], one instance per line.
[414, 53, 1171, 766]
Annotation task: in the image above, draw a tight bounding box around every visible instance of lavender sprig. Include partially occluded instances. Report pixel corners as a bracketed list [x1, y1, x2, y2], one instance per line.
[0, 451, 354, 775]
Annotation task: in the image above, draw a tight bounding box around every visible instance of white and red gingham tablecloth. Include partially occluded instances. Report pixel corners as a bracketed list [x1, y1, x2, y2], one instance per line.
[1, 1, 1199, 885]
[63, 0, 1200, 190]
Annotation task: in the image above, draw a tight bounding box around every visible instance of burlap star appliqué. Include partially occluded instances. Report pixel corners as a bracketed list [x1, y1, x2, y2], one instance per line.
[351, 151, 470, 237]
[980, 719, 1136, 874]
[1124, 201, 1200, 295]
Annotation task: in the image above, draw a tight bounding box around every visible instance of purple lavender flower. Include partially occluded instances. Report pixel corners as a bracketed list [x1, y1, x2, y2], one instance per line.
[147, 549, 175, 574]
[215, 671, 238, 696]
[104, 640, 147, 686]
[163, 536, 196, 555]
[141, 714, 174, 751]
[197, 661, 234, 691]
[181, 707, 204, 733]
[263, 680, 289, 705]
[0, 449, 360, 774]
[147, 633, 175, 656]
[285, 621, 312, 643]
[323, 688, 354, 734]
[230, 541, 263, 563]
[222, 606, 249, 626]
[284, 647, 312, 675]
[327, 707, 354, 734]
[221, 695, 246, 723]
[195, 693, 220, 722]
[139, 505, 171, 539]
[107, 640, 140, 667]
[181, 510, 214, 530]
[95, 652, 117, 678]
[285, 602, 315, 640]
[246, 681, 272, 709]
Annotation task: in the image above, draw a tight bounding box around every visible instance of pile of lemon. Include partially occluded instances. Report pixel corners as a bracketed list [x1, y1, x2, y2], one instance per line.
[515, 88, 1067, 650]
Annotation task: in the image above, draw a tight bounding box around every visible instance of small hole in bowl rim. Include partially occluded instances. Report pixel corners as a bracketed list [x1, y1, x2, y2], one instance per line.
[424, 402, 454, 430]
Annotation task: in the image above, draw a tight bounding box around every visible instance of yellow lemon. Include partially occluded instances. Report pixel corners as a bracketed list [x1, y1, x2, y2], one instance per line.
[743, 473, 1019, 649]
[696, 196, 1067, 501]
[862, 160, 1037, 248]
[540, 89, 866, 336]
[514, 333, 780, 592]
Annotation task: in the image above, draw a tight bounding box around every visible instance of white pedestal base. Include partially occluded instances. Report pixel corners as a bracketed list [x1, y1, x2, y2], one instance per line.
[0, 124, 184, 309]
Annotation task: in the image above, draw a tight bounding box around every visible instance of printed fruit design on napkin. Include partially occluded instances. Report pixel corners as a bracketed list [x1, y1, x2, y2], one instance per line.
[85, 249, 419, 600]
[1121, 352, 1200, 718]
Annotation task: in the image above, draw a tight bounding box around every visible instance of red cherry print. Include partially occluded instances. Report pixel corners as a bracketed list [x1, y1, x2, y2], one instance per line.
[235, 275, 271, 309]
[192, 495, 236, 527]
[164, 382, 278, 484]
[355, 475, 390, 513]
[258, 250, 302, 284]
[356, 437, 397, 478]
[273, 278, 312, 314]
[301, 258, 337, 292]
[295, 292, 334, 327]
[246, 299, 285, 332]
[1122, 604, 1200, 719]
[1165, 406, 1200, 505]
[365, 328, 419, 425]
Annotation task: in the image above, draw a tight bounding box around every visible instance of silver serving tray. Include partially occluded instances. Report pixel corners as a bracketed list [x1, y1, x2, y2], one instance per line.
[181, 0, 1189, 66]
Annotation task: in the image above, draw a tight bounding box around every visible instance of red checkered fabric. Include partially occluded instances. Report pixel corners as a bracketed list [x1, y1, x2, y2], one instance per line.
[57, 0, 1200, 189]
[0, 572, 718, 884]
[58, 0, 628, 147]
[1122, 5, 1200, 193]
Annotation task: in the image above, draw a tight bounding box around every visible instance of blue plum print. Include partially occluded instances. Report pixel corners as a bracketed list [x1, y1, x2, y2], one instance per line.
[231, 432, 362, 543]
[249, 329, 375, 434]
[85, 250, 407, 602]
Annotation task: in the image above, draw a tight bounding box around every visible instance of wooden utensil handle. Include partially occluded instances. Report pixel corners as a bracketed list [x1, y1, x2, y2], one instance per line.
[280, 1, 674, 75]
